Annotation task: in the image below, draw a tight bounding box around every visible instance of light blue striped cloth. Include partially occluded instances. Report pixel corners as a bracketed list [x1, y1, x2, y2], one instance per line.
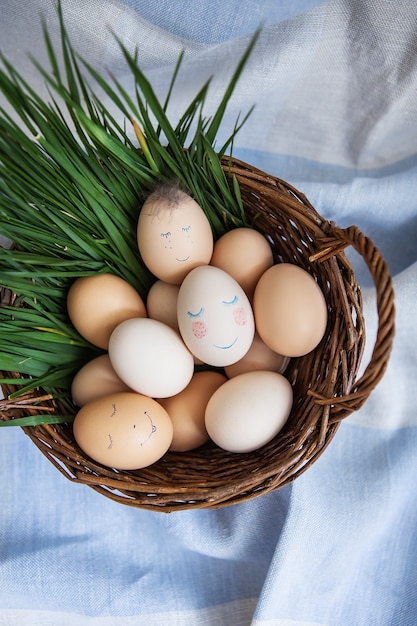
[1, 2, 416, 624]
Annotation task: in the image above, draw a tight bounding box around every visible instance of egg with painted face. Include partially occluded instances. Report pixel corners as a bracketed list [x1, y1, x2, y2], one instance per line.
[177, 266, 255, 367]
[137, 186, 214, 285]
[73, 392, 173, 470]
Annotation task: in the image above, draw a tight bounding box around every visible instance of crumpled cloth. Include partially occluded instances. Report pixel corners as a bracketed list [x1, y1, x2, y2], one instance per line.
[1, 1, 416, 624]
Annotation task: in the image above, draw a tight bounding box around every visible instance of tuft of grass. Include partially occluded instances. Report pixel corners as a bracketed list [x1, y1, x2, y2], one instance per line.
[0, 2, 260, 426]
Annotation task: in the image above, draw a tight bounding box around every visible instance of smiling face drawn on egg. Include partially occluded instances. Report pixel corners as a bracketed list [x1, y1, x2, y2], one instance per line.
[141, 410, 157, 446]
[177, 266, 255, 367]
[188, 296, 248, 348]
[106, 404, 157, 450]
[137, 187, 214, 285]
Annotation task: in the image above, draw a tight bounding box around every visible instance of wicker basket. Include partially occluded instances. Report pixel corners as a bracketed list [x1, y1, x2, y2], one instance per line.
[0, 157, 395, 512]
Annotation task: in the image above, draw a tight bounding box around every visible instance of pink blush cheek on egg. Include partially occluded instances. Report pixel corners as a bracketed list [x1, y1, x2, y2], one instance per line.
[233, 307, 248, 326]
[192, 320, 208, 339]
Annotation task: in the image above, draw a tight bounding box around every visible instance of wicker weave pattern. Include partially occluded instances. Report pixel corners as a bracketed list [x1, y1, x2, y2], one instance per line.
[0, 158, 395, 511]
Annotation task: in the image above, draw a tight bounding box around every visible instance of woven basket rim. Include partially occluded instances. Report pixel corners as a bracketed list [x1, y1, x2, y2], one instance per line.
[0, 156, 396, 512]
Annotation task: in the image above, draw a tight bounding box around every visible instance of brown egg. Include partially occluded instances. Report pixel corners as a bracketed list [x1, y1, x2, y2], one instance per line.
[73, 392, 173, 470]
[137, 187, 213, 284]
[224, 332, 290, 378]
[158, 370, 227, 452]
[210, 227, 274, 300]
[253, 263, 328, 357]
[67, 273, 147, 349]
[146, 280, 180, 331]
[71, 354, 132, 407]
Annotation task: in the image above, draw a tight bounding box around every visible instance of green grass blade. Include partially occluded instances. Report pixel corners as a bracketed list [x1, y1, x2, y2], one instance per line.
[0, 415, 73, 427]
[205, 28, 260, 146]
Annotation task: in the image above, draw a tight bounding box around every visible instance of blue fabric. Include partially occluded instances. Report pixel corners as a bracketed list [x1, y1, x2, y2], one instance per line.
[1, 1, 417, 624]
[1, 425, 290, 618]
[122, 0, 327, 43]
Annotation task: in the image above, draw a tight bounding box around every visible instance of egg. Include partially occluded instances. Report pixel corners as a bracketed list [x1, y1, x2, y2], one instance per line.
[210, 227, 274, 300]
[224, 332, 290, 378]
[177, 265, 255, 367]
[146, 280, 180, 331]
[158, 371, 227, 452]
[71, 354, 132, 407]
[205, 370, 293, 453]
[253, 263, 328, 357]
[73, 392, 173, 470]
[108, 317, 194, 398]
[67, 273, 147, 350]
[137, 186, 214, 284]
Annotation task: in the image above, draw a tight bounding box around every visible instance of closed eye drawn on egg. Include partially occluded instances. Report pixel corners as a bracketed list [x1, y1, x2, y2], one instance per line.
[187, 307, 205, 318]
[222, 295, 239, 306]
[110, 403, 117, 417]
[160, 231, 171, 238]
[107, 434, 113, 449]
[141, 411, 157, 446]
[182, 225, 191, 232]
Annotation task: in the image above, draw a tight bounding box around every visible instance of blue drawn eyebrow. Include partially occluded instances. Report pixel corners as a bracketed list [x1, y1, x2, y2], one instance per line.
[160, 231, 171, 238]
[222, 295, 238, 305]
[182, 225, 191, 232]
[187, 307, 204, 318]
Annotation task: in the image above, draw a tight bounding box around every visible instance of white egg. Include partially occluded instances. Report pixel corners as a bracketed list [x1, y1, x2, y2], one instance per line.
[108, 318, 194, 398]
[205, 370, 293, 453]
[177, 265, 255, 367]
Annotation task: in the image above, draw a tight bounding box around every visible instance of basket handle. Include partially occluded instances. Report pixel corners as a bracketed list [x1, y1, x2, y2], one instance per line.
[310, 224, 395, 415]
